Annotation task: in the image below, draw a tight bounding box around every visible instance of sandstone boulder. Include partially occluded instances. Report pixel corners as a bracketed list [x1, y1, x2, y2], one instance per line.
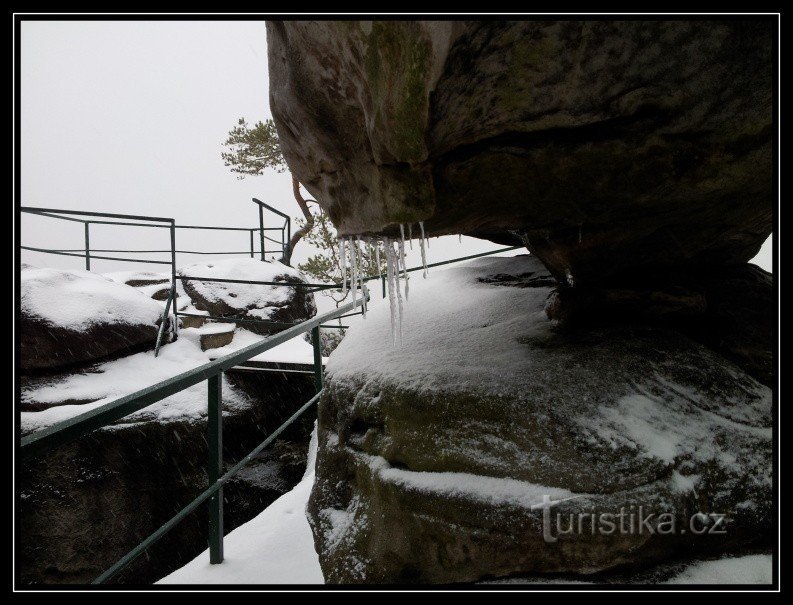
[21, 267, 166, 371]
[308, 256, 772, 583]
[178, 258, 316, 336]
[268, 20, 773, 284]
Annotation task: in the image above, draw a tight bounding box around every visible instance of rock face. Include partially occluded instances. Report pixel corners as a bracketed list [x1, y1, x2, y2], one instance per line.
[267, 20, 773, 285]
[179, 259, 316, 336]
[19, 370, 316, 585]
[21, 267, 165, 371]
[307, 256, 772, 583]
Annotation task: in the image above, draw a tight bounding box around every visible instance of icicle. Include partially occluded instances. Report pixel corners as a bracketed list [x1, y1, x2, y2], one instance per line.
[355, 236, 365, 312]
[398, 230, 408, 301]
[459, 233, 462, 243]
[391, 239, 404, 344]
[356, 237, 368, 318]
[349, 236, 357, 310]
[408, 223, 413, 250]
[383, 237, 397, 345]
[375, 242, 382, 281]
[418, 221, 428, 278]
[339, 238, 347, 296]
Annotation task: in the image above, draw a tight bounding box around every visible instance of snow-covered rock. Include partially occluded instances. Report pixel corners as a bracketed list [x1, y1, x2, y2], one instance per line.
[308, 255, 772, 583]
[19, 327, 318, 584]
[160, 428, 772, 586]
[21, 267, 166, 370]
[178, 259, 316, 335]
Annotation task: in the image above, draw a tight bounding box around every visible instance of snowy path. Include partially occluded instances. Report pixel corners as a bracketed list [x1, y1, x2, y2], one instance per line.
[158, 429, 324, 585]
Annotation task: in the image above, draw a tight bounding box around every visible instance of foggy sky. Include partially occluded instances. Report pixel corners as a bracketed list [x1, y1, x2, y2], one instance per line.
[19, 20, 772, 281]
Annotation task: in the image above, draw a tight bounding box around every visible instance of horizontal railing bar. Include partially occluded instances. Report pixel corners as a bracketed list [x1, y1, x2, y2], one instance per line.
[176, 312, 299, 328]
[20, 206, 174, 223]
[20, 210, 87, 223]
[37, 249, 277, 256]
[175, 275, 326, 288]
[20, 297, 364, 459]
[335, 311, 365, 320]
[319, 324, 349, 329]
[93, 390, 322, 584]
[175, 225, 269, 232]
[20, 246, 174, 265]
[76, 219, 173, 229]
[303, 246, 526, 292]
[226, 366, 316, 375]
[172, 247, 522, 293]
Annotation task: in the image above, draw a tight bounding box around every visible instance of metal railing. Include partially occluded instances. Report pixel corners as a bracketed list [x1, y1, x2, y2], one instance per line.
[20, 296, 365, 583]
[20, 202, 523, 583]
[21, 200, 292, 356]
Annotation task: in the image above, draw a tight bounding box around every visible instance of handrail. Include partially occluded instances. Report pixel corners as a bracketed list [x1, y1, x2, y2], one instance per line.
[20, 296, 364, 460]
[20, 206, 175, 223]
[251, 198, 290, 221]
[20, 201, 290, 269]
[20, 292, 363, 584]
[92, 390, 323, 584]
[20, 203, 523, 584]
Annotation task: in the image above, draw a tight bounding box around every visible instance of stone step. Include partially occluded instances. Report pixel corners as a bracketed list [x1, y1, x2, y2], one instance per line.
[179, 322, 236, 351]
[180, 312, 208, 329]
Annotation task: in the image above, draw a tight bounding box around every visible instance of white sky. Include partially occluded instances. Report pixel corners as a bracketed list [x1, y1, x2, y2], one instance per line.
[20, 20, 772, 291]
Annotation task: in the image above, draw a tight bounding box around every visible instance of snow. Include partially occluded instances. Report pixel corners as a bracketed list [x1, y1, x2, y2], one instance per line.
[21, 266, 163, 331]
[20, 335, 256, 433]
[194, 322, 235, 335]
[664, 554, 772, 584]
[325, 255, 555, 396]
[326, 255, 771, 473]
[103, 270, 170, 285]
[21, 328, 320, 433]
[356, 446, 578, 509]
[158, 426, 324, 585]
[178, 258, 305, 320]
[207, 327, 324, 365]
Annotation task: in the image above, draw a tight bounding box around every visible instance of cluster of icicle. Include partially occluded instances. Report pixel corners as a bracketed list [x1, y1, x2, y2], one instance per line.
[338, 221, 430, 346]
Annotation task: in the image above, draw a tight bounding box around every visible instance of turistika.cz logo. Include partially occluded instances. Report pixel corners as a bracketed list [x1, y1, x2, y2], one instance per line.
[531, 495, 729, 544]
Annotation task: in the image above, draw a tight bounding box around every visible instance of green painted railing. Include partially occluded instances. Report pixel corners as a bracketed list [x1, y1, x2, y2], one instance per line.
[21, 202, 292, 356]
[20, 203, 523, 584]
[20, 296, 365, 583]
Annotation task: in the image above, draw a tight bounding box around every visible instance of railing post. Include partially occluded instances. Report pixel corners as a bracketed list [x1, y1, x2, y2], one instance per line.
[249, 229, 255, 259]
[207, 374, 224, 564]
[311, 326, 323, 392]
[84, 221, 91, 271]
[169, 222, 178, 336]
[258, 205, 265, 261]
[382, 275, 386, 299]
